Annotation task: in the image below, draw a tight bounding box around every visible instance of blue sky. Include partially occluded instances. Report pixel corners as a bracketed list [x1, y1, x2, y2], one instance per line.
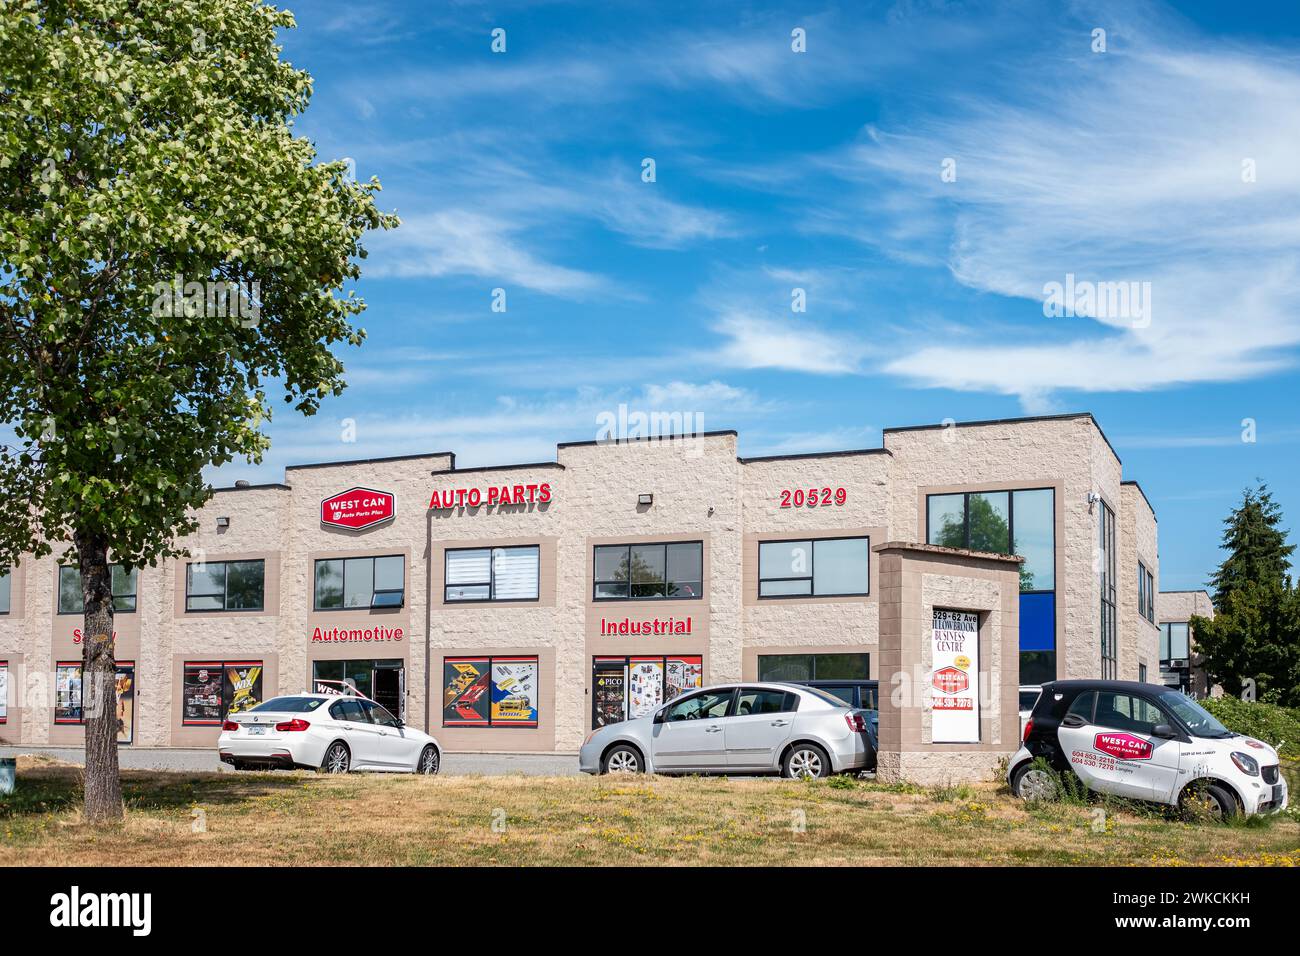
[214, 0, 1300, 591]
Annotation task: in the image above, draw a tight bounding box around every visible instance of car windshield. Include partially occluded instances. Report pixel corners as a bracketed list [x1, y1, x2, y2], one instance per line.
[1156, 691, 1233, 738]
[251, 696, 326, 713]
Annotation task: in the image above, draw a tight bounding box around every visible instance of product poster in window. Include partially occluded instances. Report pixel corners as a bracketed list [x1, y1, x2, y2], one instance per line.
[0, 662, 7, 723]
[930, 609, 980, 743]
[443, 657, 490, 726]
[114, 663, 135, 744]
[490, 658, 538, 726]
[55, 664, 82, 723]
[183, 664, 224, 725]
[223, 663, 263, 716]
[593, 660, 626, 727]
[628, 658, 664, 720]
[666, 656, 703, 701]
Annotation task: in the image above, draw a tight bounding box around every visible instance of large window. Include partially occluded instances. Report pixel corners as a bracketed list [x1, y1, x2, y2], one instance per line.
[54, 660, 135, 743]
[0, 568, 9, 614]
[1160, 622, 1190, 662]
[1099, 500, 1118, 679]
[314, 555, 405, 610]
[757, 653, 870, 682]
[57, 564, 138, 614]
[758, 536, 869, 598]
[442, 655, 539, 727]
[182, 660, 264, 725]
[445, 546, 540, 602]
[592, 655, 703, 727]
[1137, 562, 1155, 623]
[186, 560, 265, 611]
[593, 542, 702, 600]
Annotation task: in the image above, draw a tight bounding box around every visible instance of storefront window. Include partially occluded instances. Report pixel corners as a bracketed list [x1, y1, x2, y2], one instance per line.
[757, 653, 870, 681]
[57, 564, 138, 614]
[312, 659, 404, 718]
[0, 660, 7, 723]
[314, 555, 404, 610]
[182, 661, 264, 725]
[445, 546, 540, 602]
[593, 542, 703, 600]
[757, 537, 869, 597]
[186, 560, 265, 611]
[54, 660, 135, 743]
[442, 655, 539, 727]
[0, 568, 9, 614]
[591, 655, 703, 727]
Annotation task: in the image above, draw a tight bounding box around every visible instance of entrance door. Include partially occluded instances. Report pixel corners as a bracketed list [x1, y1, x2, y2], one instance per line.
[372, 667, 403, 722]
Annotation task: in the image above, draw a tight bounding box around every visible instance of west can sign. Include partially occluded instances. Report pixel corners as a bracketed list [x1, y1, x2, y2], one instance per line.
[1093, 732, 1153, 761]
[930, 608, 980, 743]
[321, 487, 395, 531]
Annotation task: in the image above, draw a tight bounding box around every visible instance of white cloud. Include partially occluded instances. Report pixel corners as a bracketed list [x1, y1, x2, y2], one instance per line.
[711, 311, 869, 375]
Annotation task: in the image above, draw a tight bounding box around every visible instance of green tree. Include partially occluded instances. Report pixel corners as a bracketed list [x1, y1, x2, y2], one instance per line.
[1209, 482, 1294, 610]
[933, 496, 1034, 589]
[1192, 580, 1300, 706]
[0, 0, 397, 821]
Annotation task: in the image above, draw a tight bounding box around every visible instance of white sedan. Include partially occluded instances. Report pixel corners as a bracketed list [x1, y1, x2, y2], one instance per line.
[218, 690, 441, 775]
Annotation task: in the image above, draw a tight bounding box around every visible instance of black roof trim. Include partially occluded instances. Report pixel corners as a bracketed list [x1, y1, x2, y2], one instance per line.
[211, 482, 291, 493]
[285, 451, 456, 471]
[883, 412, 1122, 465]
[1159, 589, 1213, 595]
[433, 461, 565, 476]
[557, 430, 738, 449]
[739, 447, 892, 464]
[1121, 480, 1157, 520]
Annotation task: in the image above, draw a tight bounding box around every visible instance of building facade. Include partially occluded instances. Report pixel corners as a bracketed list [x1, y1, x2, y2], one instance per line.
[0, 412, 1166, 753]
[1158, 589, 1216, 696]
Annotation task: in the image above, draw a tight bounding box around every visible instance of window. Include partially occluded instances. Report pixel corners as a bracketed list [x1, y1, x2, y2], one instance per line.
[361, 699, 400, 727]
[54, 660, 135, 743]
[1094, 692, 1162, 736]
[593, 541, 702, 600]
[251, 696, 325, 714]
[758, 537, 869, 598]
[665, 689, 733, 721]
[592, 655, 703, 727]
[1139, 663, 1148, 683]
[442, 655, 539, 727]
[735, 688, 796, 716]
[0, 568, 9, 614]
[757, 653, 870, 682]
[1099, 500, 1118, 679]
[329, 698, 366, 722]
[1160, 622, 1190, 662]
[182, 661, 264, 725]
[445, 546, 540, 602]
[58, 564, 138, 614]
[186, 560, 265, 611]
[927, 488, 1055, 591]
[1137, 561, 1155, 623]
[1065, 691, 1096, 723]
[0, 660, 7, 723]
[314, 555, 405, 610]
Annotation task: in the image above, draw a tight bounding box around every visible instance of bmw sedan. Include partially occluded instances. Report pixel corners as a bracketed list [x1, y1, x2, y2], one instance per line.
[579, 682, 873, 778]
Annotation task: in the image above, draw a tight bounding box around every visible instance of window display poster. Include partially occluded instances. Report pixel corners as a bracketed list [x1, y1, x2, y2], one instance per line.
[930, 608, 980, 743]
[183, 664, 225, 725]
[628, 658, 664, 720]
[443, 657, 490, 726]
[115, 663, 134, 744]
[55, 663, 82, 723]
[666, 656, 703, 701]
[223, 662, 263, 716]
[490, 658, 539, 726]
[0, 662, 7, 723]
[593, 659, 627, 727]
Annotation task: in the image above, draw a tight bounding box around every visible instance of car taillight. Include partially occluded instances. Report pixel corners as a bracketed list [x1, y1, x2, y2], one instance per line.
[275, 718, 310, 732]
[1022, 719, 1033, 743]
[222, 720, 239, 732]
[846, 713, 868, 733]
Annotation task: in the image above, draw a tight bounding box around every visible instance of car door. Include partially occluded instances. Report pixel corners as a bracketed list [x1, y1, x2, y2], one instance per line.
[725, 688, 798, 769]
[1056, 690, 1178, 800]
[331, 698, 381, 768]
[650, 688, 735, 771]
[360, 700, 417, 769]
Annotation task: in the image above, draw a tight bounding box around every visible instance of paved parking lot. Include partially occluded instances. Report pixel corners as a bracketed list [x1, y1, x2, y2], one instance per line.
[0, 746, 579, 776]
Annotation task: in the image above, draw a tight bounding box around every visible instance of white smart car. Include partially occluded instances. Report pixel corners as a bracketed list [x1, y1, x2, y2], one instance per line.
[218, 684, 441, 775]
[1008, 679, 1287, 818]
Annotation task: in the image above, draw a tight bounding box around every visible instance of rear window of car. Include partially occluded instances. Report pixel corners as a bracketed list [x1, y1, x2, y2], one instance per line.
[1019, 690, 1041, 711]
[799, 686, 850, 708]
[818, 685, 856, 707]
[252, 696, 325, 713]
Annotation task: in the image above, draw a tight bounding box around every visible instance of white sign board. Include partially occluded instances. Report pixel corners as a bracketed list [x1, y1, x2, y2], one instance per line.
[0, 664, 7, 722]
[930, 609, 980, 743]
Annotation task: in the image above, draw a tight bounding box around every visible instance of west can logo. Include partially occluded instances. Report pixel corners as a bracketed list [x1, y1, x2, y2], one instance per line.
[49, 886, 152, 936]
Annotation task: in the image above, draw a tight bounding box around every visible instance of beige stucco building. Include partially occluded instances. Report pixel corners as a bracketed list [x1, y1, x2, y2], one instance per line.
[0, 412, 1169, 754]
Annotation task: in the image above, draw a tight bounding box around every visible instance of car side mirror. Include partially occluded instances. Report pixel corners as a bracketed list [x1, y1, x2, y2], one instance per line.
[653, 709, 667, 724]
[394, 719, 404, 728]
[1152, 723, 1176, 740]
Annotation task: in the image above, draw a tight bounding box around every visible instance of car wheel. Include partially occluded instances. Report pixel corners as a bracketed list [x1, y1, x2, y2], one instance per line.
[1011, 761, 1059, 801]
[320, 741, 350, 774]
[418, 745, 440, 775]
[783, 743, 831, 779]
[601, 744, 643, 774]
[1180, 781, 1238, 821]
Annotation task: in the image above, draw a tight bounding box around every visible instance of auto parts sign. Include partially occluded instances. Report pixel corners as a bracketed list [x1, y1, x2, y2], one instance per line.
[930, 609, 980, 743]
[1093, 732, 1153, 760]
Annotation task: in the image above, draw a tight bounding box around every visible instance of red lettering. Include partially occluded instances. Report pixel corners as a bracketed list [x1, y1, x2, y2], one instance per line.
[487, 487, 500, 504]
[538, 483, 552, 503]
[467, 488, 482, 507]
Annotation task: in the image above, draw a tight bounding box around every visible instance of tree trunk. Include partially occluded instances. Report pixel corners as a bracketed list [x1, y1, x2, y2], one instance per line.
[76, 531, 123, 822]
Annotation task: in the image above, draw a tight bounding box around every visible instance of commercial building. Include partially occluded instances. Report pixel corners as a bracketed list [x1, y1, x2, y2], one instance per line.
[1158, 589, 1217, 696]
[0, 412, 1167, 754]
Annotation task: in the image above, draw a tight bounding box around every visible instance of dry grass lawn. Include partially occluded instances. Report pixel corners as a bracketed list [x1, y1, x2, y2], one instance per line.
[1, 756, 1297, 866]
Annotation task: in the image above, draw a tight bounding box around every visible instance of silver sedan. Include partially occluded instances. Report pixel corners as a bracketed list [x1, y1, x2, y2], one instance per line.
[579, 682, 872, 778]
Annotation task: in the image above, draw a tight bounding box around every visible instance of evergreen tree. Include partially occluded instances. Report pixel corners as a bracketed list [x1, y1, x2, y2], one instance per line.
[1209, 483, 1295, 611]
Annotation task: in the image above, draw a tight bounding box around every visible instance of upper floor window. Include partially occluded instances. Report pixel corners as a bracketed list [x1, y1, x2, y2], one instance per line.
[593, 542, 702, 600]
[445, 546, 540, 602]
[1099, 500, 1118, 679]
[314, 555, 405, 611]
[926, 488, 1055, 592]
[1137, 561, 1155, 623]
[0, 568, 9, 614]
[758, 537, 869, 598]
[58, 564, 137, 614]
[186, 560, 265, 612]
[1160, 622, 1190, 662]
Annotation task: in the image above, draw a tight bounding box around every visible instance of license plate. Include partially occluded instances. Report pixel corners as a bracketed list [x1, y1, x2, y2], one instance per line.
[247, 725, 267, 736]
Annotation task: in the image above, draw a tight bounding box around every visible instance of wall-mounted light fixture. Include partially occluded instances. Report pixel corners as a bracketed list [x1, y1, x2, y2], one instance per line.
[216, 516, 230, 528]
[637, 493, 653, 506]
[1087, 492, 1100, 506]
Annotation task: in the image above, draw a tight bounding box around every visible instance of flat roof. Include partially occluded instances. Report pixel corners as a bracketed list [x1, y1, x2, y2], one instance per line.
[739, 447, 892, 464]
[556, 430, 738, 449]
[285, 450, 457, 471]
[433, 462, 566, 476]
[1121, 480, 1157, 521]
[883, 412, 1121, 465]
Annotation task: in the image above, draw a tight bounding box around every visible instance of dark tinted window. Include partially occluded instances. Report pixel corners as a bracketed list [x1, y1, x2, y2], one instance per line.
[361, 700, 400, 727]
[1019, 689, 1041, 712]
[1064, 691, 1094, 722]
[252, 696, 325, 713]
[735, 689, 795, 716]
[1094, 692, 1162, 735]
[818, 685, 856, 706]
[330, 699, 366, 722]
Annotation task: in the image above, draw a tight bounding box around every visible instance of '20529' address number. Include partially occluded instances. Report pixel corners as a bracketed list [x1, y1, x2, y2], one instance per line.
[779, 487, 847, 508]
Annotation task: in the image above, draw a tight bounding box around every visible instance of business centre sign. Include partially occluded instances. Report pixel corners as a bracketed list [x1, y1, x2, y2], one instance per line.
[930, 608, 980, 743]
